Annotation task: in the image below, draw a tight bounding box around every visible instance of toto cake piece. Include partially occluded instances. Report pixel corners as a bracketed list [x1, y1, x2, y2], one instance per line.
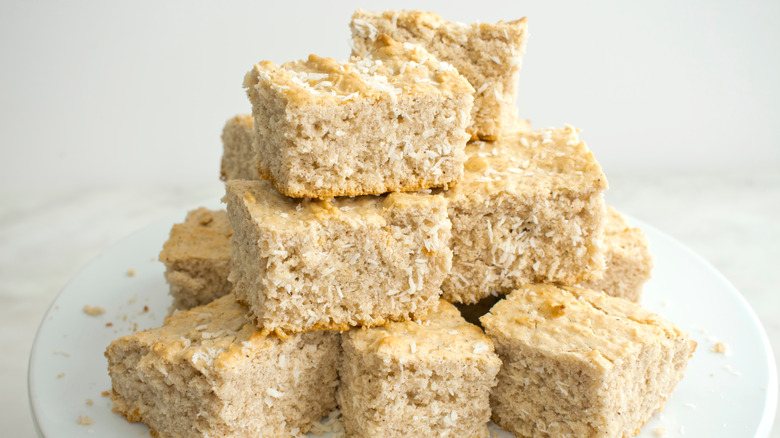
[456, 206, 652, 323]
[223, 179, 451, 335]
[481, 284, 696, 438]
[442, 124, 608, 304]
[220, 114, 256, 181]
[351, 9, 528, 140]
[219, 113, 531, 189]
[338, 300, 501, 437]
[105, 293, 341, 438]
[158, 207, 233, 311]
[244, 34, 473, 199]
[581, 206, 653, 302]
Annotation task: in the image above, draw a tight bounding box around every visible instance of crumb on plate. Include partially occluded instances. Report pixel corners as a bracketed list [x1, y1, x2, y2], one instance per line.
[83, 305, 105, 316]
[712, 342, 728, 354]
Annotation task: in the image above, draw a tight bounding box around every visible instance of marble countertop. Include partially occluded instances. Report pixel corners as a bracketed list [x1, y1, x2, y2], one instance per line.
[1, 172, 778, 437]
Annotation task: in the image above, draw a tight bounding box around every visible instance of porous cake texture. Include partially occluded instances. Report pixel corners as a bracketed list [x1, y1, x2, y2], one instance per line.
[158, 207, 233, 311]
[351, 9, 528, 140]
[581, 206, 653, 302]
[244, 34, 473, 199]
[442, 124, 608, 304]
[338, 300, 501, 437]
[481, 284, 696, 438]
[105, 293, 341, 438]
[224, 179, 452, 335]
[220, 114, 256, 181]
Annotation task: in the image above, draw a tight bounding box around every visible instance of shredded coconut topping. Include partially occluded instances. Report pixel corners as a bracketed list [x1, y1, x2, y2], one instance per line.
[473, 341, 489, 354]
[266, 388, 283, 398]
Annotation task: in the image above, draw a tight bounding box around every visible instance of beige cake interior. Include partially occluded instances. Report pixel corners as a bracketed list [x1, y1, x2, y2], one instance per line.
[338, 300, 501, 437]
[482, 284, 696, 437]
[224, 179, 452, 335]
[106, 294, 341, 437]
[351, 9, 528, 140]
[442, 125, 608, 304]
[158, 208, 233, 312]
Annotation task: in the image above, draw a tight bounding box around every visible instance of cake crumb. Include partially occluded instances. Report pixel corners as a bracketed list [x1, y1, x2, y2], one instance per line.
[142, 305, 149, 313]
[54, 349, 70, 357]
[101, 390, 111, 397]
[83, 305, 105, 316]
[105, 322, 113, 327]
[86, 398, 93, 405]
[654, 426, 667, 436]
[126, 268, 136, 277]
[77, 416, 93, 425]
[57, 373, 65, 379]
[712, 342, 728, 354]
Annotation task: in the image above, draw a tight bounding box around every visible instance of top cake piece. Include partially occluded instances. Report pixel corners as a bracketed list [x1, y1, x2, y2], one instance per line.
[351, 9, 528, 140]
[244, 34, 474, 199]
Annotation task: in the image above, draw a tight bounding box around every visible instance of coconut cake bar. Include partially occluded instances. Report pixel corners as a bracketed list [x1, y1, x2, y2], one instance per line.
[351, 9, 528, 140]
[442, 124, 608, 304]
[581, 206, 653, 302]
[158, 207, 233, 311]
[223, 179, 451, 336]
[338, 300, 501, 437]
[481, 284, 695, 437]
[456, 205, 653, 326]
[220, 114, 256, 181]
[244, 34, 473, 199]
[105, 293, 341, 437]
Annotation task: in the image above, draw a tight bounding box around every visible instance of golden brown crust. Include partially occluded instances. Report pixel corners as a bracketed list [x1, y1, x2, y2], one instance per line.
[245, 34, 472, 103]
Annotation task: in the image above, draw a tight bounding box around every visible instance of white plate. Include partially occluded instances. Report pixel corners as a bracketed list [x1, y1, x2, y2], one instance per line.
[28, 204, 777, 437]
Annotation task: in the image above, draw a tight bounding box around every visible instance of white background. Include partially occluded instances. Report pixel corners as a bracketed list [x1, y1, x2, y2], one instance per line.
[1, 0, 778, 192]
[1, 1, 779, 437]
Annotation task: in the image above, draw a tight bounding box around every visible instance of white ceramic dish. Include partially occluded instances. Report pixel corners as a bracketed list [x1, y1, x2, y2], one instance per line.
[28, 204, 777, 437]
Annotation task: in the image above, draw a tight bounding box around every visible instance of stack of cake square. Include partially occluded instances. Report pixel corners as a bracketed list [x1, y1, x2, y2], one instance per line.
[106, 8, 693, 438]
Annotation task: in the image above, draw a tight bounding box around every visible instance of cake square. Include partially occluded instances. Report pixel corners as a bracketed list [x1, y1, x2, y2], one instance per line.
[337, 300, 501, 437]
[581, 206, 653, 302]
[481, 284, 696, 437]
[456, 206, 652, 323]
[105, 293, 341, 437]
[442, 124, 608, 304]
[351, 9, 528, 140]
[220, 114, 256, 181]
[244, 34, 473, 199]
[158, 207, 233, 311]
[223, 179, 452, 335]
